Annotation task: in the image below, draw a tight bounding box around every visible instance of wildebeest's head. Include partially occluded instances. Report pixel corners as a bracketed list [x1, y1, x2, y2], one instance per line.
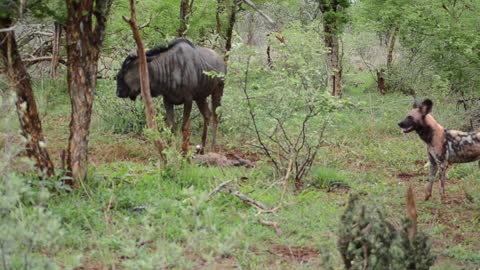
[398, 99, 433, 133]
[116, 52, 141, 101]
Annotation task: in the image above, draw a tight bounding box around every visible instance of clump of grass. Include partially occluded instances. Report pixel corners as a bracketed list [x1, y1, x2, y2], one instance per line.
[307, 166, 350, 191]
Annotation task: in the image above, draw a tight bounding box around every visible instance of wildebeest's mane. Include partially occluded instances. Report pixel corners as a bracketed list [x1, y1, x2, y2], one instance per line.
[146, 39, 194, 58]
[121, 39, 194, 65]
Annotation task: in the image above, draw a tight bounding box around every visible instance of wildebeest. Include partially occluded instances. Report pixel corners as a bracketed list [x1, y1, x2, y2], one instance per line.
[116, 39, 226, 154]
[398, 99, 480, 202]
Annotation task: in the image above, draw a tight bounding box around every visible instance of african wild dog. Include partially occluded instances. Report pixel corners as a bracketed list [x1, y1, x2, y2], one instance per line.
[398, 99, 480, 201]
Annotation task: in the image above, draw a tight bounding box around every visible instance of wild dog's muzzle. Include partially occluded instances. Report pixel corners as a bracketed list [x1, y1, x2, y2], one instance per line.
[398, 117, 415, 133]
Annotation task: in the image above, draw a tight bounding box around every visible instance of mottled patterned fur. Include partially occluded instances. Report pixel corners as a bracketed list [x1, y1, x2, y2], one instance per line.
[398, 99, 480, 201]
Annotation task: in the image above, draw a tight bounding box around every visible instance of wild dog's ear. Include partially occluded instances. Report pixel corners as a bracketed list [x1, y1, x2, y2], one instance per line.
[413, 98, 422, 109]
[420, 99, 433, 115]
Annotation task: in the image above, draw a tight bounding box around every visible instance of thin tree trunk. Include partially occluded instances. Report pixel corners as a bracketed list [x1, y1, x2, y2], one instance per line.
[386, 26, 398, 69]
[124, 0, 167, 162]
[246, 12, 254, 46]
[215, 0, 224, 35]
[65, 0, 112, 186]
[377, 68, 386, 95]
[178, 0, 193, 37]
[324, 27, 342, 97]
[224, 0, 238, 62]
[0, 18, 55, 177]
[51, 22, 61, 79]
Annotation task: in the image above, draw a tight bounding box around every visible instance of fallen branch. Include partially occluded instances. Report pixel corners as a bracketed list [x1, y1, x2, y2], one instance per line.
[230, 189, 268, 210]
[209, 179, 284, 234]
[208, 179, 232, 199]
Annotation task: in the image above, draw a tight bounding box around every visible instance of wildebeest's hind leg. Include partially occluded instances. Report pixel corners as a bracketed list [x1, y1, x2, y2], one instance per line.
[181, 99, 193, 154]
[425, 153, 438, 201]
[195, 98, 211, 154]
[211, 84, 223, 151]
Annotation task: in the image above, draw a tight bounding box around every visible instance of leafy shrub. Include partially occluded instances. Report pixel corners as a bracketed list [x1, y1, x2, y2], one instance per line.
[337, 194, 435, 270]
[223, 20, 348, 186]
[0, 99, 77, 269]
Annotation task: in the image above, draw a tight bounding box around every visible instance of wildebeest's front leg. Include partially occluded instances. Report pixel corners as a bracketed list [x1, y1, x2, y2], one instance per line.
[195, 99, 211, 154]
[163, 98, 174, 131]
[181, 99, 193, 154]
[425, 153, 438, 201]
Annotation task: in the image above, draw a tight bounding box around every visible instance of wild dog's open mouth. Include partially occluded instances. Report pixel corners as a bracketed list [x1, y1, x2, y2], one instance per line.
[401, 126, 414, 133]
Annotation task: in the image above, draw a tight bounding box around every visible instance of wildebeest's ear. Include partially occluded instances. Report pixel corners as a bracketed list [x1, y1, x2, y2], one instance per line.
[421, 99, 433, 115]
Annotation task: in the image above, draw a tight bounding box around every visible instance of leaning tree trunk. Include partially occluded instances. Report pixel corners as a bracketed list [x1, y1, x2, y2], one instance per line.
[324, 27, 342, 97]
[124, 0, 166, 162]
[386, 26, 399, 69]
[65, 0, 112, 186]
[0, 18, 55, 177]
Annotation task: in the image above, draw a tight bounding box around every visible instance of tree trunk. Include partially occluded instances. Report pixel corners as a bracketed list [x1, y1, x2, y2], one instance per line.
[246, 13, 254, 46]
[65, 0, 112, 186]
[324, 26, 342, 97]
[178, 0, 193, 37]
[215, 0, 224, 35]
[224, 0, 238, 62]
[0, 18, 55, 177]
[377, 68, 386, 95]
[386, 26, 398, 69]
[124, 0, 166, 161]
[51, 22, 61, 79]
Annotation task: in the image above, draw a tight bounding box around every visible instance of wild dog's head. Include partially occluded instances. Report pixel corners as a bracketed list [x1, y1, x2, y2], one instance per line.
[398, 99, 433, 133]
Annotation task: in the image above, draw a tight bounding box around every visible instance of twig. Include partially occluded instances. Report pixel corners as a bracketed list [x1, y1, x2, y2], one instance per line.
[231, 189, 268, 210]
[208, 179, 233, 199]
[258, 218, 282, 234]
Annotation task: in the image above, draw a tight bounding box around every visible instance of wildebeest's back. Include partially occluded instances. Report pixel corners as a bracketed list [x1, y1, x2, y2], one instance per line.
[148, 41, 225, 105]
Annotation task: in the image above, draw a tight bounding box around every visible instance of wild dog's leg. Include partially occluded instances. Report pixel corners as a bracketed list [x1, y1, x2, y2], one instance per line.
[181, 99, 193, 154]
[211, 83, 223, 151]
[425, 153, 438, 201]
[438, 163, 448, 202]
[195, 99, 211, 154]
[163, 98, 174, 131]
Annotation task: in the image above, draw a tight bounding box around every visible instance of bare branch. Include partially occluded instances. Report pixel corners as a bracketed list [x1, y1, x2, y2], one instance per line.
[0, 25, 15, 33]
[242, 0, 275, 27]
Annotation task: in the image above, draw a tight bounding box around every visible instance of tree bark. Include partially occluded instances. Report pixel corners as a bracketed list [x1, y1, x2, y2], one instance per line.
[386, 26, 398, 69]
[178, 0, 193, 37]
[215, 0, 224, 35]
[0, 18, 55, 177]
[318, 0, 345, 97]
[124, 0, 167, 162]
[65, 0, 112, 186]
[51, 22, 61, 79]
[377, 68, 386, 95]
[324, 27, 342, 97]
[224, 0, 238, 62]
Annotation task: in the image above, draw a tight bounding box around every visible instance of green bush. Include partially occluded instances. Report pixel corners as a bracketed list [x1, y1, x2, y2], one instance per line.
[337, 194, 435, 270]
